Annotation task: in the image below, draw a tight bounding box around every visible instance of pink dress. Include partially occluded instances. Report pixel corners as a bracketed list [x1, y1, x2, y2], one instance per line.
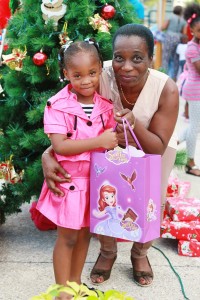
[37, 84, 115, 229]
[182, 40, 200, 101]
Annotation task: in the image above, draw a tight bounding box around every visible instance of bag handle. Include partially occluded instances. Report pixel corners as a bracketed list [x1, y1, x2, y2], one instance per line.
[122, 118, 143, 151]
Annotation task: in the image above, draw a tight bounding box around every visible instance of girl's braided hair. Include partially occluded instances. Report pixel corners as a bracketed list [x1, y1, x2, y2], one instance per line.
[58, 38, 103, 81]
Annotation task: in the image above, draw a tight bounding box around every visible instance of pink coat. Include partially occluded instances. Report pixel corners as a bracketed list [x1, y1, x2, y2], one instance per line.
[44, 84, 115, 162]
[37, 84, 115, 229]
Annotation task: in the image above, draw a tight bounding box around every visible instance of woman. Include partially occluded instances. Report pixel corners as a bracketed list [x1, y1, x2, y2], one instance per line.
[178, 3, 200, 176]
[161, 5, 187, 81]
[42, 24, 179, 287]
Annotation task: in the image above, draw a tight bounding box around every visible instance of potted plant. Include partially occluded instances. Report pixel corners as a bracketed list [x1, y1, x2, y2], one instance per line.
[31, 281, 136, 300]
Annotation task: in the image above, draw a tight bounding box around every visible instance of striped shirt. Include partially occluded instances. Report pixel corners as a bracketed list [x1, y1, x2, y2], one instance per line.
[182, 40, 200, 101]
[80, 103, 94, 118]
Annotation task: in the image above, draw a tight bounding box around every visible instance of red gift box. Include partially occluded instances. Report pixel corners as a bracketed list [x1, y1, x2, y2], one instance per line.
[165, 197, 200, 222]
[166, 183, 179, 197]
[178, 240, 200, 257]
[166, 173, 190, 198]
[178, 181, 190, 198]
[161, 215, 200, 241]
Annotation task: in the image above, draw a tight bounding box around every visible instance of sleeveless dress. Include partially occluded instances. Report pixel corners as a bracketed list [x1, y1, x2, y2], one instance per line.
[99, 64, 177, 205]
[99, 64, 177, 149]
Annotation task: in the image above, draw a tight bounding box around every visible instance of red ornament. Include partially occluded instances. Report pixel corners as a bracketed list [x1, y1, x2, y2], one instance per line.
[33, 51, 48, 66]
[101, 4, 116, 20]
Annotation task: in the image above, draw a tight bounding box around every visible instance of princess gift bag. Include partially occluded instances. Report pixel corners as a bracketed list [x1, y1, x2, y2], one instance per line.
[90, 119, 161, 243]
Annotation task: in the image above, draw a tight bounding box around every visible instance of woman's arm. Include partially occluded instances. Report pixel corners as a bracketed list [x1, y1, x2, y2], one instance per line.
[42, 129, 118, 195]
[160, 19, 169, 31]
[42, 146, 72, 196]
[115, 77, 179, 155]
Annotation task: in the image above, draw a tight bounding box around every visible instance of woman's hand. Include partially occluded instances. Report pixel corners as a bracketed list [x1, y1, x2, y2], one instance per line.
[42, 147, 71, 197]
[114, 109, 137, 148]
[115, 108, 135, 125]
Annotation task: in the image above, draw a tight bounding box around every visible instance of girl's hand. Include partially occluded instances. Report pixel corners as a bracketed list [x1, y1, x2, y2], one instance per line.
[98, 128, 118, 149]
[42, 147, 71, 197]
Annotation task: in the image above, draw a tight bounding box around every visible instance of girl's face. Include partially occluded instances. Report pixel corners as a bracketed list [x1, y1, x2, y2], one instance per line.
[63, 52, 102, 102]
[112, 35, 153, 88]
[103, 192, 115, 206]
[191, 21, 200, 40]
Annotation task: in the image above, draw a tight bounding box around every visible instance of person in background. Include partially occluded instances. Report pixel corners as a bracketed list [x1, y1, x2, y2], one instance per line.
[129, 0, 145, 23]
[161, 5, 187, 81]
[41, 24, 179, 287]
[178, 3, 200, 177]
[176, 62, 189, 121]
[176, 33, 189, 120]
[176, 34, 188, 74]
[36, 39, 117, 287]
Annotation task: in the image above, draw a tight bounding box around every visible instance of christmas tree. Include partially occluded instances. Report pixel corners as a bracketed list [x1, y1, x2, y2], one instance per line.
[0, 0, 140, 223]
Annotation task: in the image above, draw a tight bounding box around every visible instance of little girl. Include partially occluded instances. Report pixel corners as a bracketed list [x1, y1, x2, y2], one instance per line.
[178, 3, 200, 176]
[36, 39, 118, 286]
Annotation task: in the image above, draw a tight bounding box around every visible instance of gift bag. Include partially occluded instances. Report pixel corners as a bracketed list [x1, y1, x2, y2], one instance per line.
[90, 119, 161, 243]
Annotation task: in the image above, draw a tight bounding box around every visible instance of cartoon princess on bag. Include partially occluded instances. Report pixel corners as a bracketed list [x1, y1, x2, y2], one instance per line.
[92, 184, 142, 241]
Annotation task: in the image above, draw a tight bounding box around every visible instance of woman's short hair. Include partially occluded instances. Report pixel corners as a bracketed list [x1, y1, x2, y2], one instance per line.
[112, 24, 154, 58]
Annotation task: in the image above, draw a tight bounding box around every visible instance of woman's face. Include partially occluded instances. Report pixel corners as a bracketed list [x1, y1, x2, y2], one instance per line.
[112, 35, 153, 88]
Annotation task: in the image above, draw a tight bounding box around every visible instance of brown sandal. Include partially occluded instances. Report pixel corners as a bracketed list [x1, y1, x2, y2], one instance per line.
[90, 253, 117, 285]
[131, 256, 154, 287]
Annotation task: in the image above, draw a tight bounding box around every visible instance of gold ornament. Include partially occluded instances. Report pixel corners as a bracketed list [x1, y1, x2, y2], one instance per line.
[59, 22, 70, 45]
[89, 13, 112, 33]
[2, 47, 27, 71]
[0, 155, 22, 184]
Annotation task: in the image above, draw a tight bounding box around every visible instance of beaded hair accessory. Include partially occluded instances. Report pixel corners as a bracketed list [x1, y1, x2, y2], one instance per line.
[62, 40, 73, 52]
[84, 37, 99, 48]
[187, 13, 197, 24]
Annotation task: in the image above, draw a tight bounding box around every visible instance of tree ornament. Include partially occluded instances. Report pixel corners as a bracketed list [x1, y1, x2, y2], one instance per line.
[2, 47, 27, 71]
[33, 50, 48, 66]
[0, 83, 5, 98]
[0, 155, 21, 184]
[41, 0, 67, 27]
[101, 4, 116, 20]
[89, 13, 112, 34]
[59, 22, 70, 46]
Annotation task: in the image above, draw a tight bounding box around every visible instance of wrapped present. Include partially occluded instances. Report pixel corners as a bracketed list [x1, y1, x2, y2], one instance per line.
[161, 215, 200, 241]
[166, 183, 179, 197]
[165, 197, 200, 222]
[178, 240, 200, 257]
[178, 181, 190, 198]
[166, 172, 190, 198]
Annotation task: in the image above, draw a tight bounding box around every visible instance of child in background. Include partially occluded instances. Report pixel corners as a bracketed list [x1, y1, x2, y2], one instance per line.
[176, 34, 188, 74]
[36, 39, 118, 287]
[176, 62, 189, 121]
[178, 3, 200, 176]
